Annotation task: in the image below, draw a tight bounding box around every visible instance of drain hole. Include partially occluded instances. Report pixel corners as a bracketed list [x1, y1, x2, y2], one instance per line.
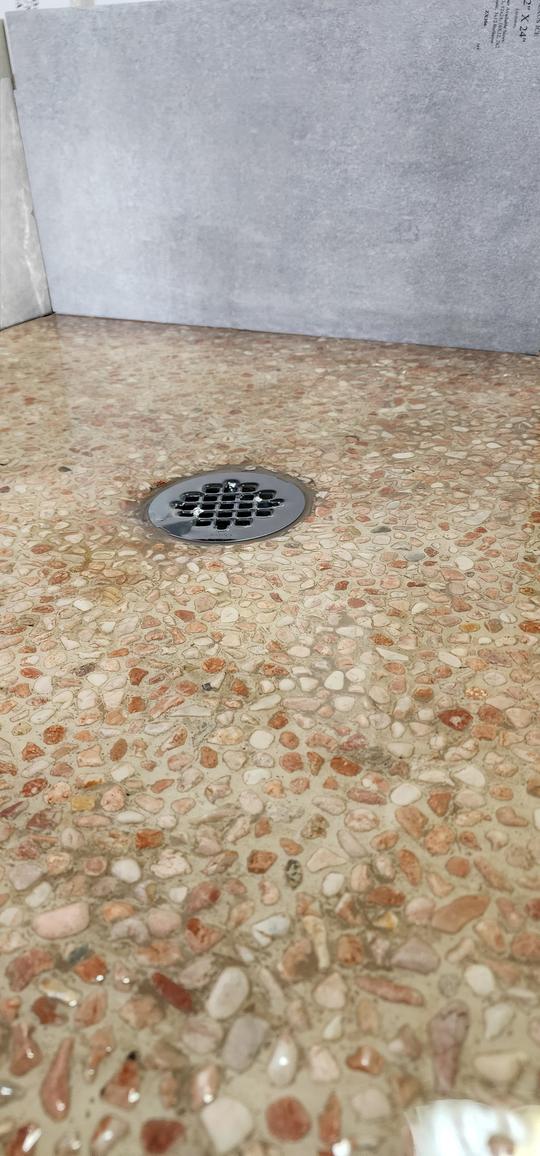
[147, 469, 309, 544]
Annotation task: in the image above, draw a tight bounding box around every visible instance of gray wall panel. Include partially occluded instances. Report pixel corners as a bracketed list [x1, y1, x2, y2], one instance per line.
[0, 21, 50, 331]
[6, 0, 540, 351]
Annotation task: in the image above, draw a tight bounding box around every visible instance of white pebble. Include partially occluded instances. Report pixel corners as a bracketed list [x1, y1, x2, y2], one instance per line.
[334, 696, 355, 712]
[465, 964, 496, 996]
[150, 850, 191, 878]
[390, 783, 421, 806]
[484, 1003, 514, 1041]
[243, 768, 270, 785]
[455, 765, 485, 788]
[9, 863, 43, 892]
[352, 1088, 391, 1119]
[111, 858, 141, 884]
[252, 915, 290, 945]
[322, 1014, 343, 1040]
[249, 730, 273, 750]
[322, 872, 345, 897]
[267, 1033, 298, 1086]
[25, 883, 53, 909]
[220, 606, 239, 624]
[238, 791, 263, 816]
[206, 967, 250, 1020]
[309, 1044, 340, 1082]
[0, 907, 22, 927]
[168, 886, 188, 905]
[202, 1096, 253, 1154]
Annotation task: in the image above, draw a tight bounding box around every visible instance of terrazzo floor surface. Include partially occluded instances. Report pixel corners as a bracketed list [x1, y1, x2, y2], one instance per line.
[0, 315, 539, 1155]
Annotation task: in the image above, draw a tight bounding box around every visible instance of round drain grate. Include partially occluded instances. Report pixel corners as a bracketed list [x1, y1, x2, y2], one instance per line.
[144, 468, 311, 544]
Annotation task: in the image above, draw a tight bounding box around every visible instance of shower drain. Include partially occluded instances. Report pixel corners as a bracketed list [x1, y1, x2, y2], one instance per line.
[144, 468, 311, 544]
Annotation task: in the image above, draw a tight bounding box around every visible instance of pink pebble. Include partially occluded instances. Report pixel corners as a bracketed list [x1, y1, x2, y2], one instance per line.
[32, 902, 90, 940]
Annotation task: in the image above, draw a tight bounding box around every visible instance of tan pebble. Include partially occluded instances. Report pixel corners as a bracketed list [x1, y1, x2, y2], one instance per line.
[10, 1022, 43, 1075]
[40, 1038, 74, 1120]
[147, 908, 182, 937]
[474, 1051, 526, 1086]
[511, 931, 540, 961]
[74, 991, 107, 1028]
[120, 995, 164, 1029]
[247, 850, 277, 874]
[356, 976, 424, 1006]
[346, 1045, 384, 1074]
[431, 894, 489, 933]
[392, 936, 439, 974]
[306, 848, 347, 872]
[101, 1057, 140, 1108]
[405, 897, 435, 924]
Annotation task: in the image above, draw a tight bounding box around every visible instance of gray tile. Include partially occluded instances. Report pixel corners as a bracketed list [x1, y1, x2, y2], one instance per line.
[5, 0, 540, 352]
[0, 22, 50, 331]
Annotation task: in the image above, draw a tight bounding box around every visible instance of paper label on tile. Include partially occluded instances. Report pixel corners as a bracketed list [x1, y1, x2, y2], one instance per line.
[475, 0, 540, 49]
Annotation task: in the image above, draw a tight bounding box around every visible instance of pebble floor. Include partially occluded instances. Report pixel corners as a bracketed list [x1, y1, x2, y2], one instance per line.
[0, 315, 539, 1156]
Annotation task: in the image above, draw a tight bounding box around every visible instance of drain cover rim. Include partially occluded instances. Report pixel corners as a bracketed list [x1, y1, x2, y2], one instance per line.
[143, 467, 313, 545]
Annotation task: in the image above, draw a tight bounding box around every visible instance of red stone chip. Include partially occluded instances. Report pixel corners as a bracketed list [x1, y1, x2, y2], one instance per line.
[266, 1096, 311, 1142]
[140, 1119, 185, 1153]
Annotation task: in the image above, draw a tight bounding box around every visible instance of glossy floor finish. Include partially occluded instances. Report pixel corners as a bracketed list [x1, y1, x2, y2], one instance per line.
[0, 315, 539, 1156]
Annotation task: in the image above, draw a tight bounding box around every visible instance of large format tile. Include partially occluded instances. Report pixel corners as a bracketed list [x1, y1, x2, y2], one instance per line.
[0, 314, 538, 1154]
[5, 0, 540, 352]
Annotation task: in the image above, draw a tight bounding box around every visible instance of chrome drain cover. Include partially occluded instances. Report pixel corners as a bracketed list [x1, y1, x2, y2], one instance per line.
[144, 468, 311, 544]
